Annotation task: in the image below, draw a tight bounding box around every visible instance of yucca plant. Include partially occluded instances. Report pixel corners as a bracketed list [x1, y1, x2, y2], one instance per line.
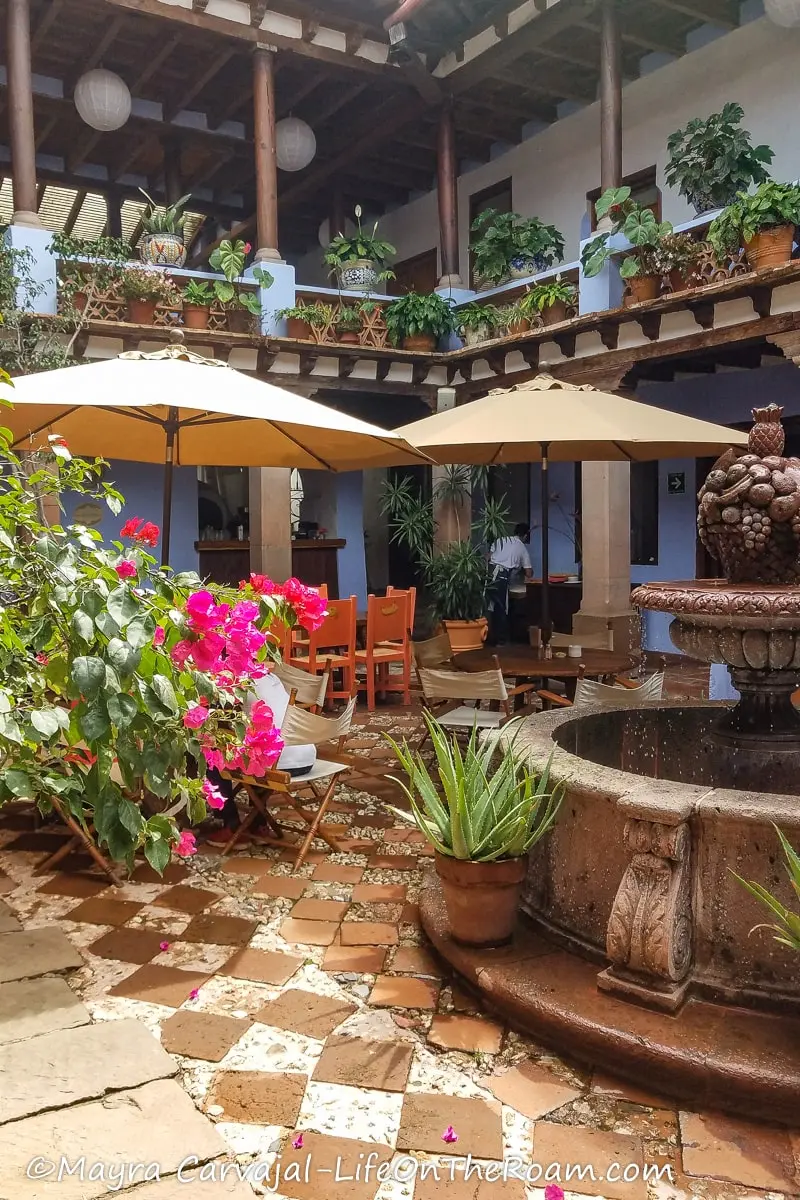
[734, 826, 800, 952]
[387, 714, 563, 862]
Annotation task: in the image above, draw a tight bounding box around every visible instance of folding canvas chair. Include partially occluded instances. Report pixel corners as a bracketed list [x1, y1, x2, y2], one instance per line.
[271, 659, 330, 711]
[411, 631, 456, 670]
[220, 697, 357, 870]
[290, 595, 357, 705]
[538, 667, 665, 710]
[416, 657, 535, 747]
[355, 590, 412, 710]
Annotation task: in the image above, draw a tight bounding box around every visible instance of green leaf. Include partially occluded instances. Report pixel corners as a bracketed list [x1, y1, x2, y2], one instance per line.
[144, 836, 171, 876]
[71, 656, 106, 698]
[126, 612, 156, 650]
[106, 585, 139, 629]
[95, 610, 121, 639]
[151, 674, 179, 715]
[31, 708, 62, 738]
[0, 714, 23, 744]
[3, 769, 32, 798]
[107, 637, 140, 677]
[80, 698, 110, 742]
[71, 609, 95, 644]
[107, 693, 138, 729]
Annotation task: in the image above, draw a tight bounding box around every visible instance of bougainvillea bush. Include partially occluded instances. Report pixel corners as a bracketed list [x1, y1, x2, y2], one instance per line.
[0, 384, 326, 871]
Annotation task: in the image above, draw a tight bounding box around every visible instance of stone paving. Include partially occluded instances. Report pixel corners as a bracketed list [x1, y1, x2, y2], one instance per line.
[0, 701, 797, 1198]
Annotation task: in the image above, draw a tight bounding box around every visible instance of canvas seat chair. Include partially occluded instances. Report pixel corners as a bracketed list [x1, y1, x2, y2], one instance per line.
[220, 697, 356, 871]
[538, 667, 665, 710]
[416, 655, 536, 747]
[271, 659, 330, 711]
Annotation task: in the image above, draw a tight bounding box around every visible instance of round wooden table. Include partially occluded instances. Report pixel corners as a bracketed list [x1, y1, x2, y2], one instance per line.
[454, 644, 637, 680]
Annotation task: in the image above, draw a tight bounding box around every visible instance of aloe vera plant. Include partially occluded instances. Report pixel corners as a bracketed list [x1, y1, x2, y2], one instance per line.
[734, 825, 800, 951]
[387, 714, 562, 862]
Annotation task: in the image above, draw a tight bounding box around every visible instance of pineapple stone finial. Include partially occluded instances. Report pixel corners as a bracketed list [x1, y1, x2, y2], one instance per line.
[750, 404, 785, 457]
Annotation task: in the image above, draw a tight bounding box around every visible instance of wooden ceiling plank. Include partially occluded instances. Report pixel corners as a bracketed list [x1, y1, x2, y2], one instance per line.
[63, 188, 88, 236]
[65, 15, 126, 96]
[34, 112, 59, 150]
[306, 80, 370, 124]
[276, 68, 330, 118]
[580, 18, 685, 57]
[651, 0, 738, 27]
[130, 31, 182, 91]
[31, 0, 63, 54]
[164, 46, 236, 121]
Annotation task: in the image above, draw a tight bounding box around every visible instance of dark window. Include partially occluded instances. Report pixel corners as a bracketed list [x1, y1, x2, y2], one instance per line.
[468, 177, 512, 287]
[587, 166, 661, 232]
[573, 460, 659, 566]
[391, 249, 439, 296]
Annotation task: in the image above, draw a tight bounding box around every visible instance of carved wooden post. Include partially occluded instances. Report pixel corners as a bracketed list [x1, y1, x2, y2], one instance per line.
[599, 0, 622, 193]
[7, 0, 41, 226]
[253, 47, 281, 263]
[437, 102, 462, 288]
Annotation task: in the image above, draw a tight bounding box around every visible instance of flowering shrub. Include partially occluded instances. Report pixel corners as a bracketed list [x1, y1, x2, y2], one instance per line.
[0, 384, 324, 871]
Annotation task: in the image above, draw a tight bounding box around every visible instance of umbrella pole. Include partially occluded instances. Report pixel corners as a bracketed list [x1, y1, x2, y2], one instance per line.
[540, 442, 551, 648]
[161, 409, 178, 569]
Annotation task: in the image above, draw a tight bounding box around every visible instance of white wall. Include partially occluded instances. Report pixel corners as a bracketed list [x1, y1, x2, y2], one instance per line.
[293, 16, 800, 285]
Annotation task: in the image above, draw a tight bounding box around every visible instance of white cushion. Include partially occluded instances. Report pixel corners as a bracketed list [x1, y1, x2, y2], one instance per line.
[438, 706, 504, 730]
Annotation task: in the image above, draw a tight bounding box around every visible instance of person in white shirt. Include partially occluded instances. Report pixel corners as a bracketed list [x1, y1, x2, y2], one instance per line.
[487, 523, 532, 644]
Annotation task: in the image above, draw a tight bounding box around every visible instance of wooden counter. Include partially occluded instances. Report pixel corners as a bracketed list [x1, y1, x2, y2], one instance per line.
[196, 538, 345, 594]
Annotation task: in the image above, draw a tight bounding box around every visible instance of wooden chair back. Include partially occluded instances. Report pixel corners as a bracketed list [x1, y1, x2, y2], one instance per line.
[418, 662, 508, 705]
[282, 696, 357, 748]
[366, 591, 411, 645]
[309, 596, 357, 655]
[386, 585, 417, 634]
[272, 660, 330, 709]
[573, 671, 665, 707]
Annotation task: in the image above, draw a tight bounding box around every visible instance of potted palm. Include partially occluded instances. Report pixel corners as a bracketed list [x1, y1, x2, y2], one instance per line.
[118, 267, 179, 324]
[581, 187, 673, 304]
[708, 180, 800, 271]
[520, 276, 577, 325]
[470, 208, 565, 288]
[388, 715, 563, 946]
[384, 291, 456, 351]
[457, 301, 502, 346]
[138, 188, 192, 267]
[182, 280, 213, 329]
[666, 103, 774, 214]
[323, 205, 395, 292]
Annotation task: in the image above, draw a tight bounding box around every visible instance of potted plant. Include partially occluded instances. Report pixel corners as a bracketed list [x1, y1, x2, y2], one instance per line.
[581, 187, 673, 304]
[118, 267, 179, 325]
[457, 301, 502, 346]
[384, 291, 456, 351]
[387, 714, 563, 946]
[323, 205, 395, 293]
[654, 232, 705, 293]
[503, 300, 530, 336]
[138, 188, 192, 267]
[182, 280, 213, 330]
[708, 180, 800, 271]
[334, 305, 363, 345]
[666, 103, 774, 215]
[208, 238, 273, 331]
[734, 826, 800, 953]
[520, 275, 577, 325]
[51, 233, 132, 315]
[277, 302, 315, 340]
[470, 208, 565, 288]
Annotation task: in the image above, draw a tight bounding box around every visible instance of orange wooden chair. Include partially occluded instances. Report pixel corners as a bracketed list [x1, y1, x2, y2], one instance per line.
[290, 594, 357, 705]
[386, 585, 416, 635]
[355, 591, 412, 710]
[290, 582, 328, 653]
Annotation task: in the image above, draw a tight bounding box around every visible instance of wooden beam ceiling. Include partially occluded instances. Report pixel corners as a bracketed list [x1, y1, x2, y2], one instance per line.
[163, 47, 236, 121]
[651, 0, 738, 27]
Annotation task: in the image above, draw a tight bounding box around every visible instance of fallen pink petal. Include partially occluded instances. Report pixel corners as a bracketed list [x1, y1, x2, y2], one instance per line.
[441, 1126, 458, 1144]
[545, 1187, 565, 1200]
[291, 1133, 304, 1150]
[188, 988, 200, 1001]
[159, 941, 170, 952]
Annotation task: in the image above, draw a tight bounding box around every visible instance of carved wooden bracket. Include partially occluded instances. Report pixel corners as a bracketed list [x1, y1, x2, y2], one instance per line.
[767, 331, 800, 366]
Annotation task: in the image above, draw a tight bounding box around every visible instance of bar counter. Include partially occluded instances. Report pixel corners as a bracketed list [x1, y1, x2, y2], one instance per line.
[195, 538, 345, 593]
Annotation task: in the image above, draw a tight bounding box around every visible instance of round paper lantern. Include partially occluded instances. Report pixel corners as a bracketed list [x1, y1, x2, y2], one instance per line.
[74, 68, 131, 132]
[764, 0, 800, 25]
[276, 117, 317, 172]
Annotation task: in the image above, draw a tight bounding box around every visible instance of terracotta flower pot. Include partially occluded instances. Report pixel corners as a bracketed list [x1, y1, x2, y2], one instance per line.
[541, 300, 568, 325]
[286, 317, 312, 340]
[73, 291, 89, 313]
[624, 274, 661, 306]
[338, 330, 361, 345]
[126, 298, 157, 324]
[745, 225, 795, 271]
[442, 617, 488, 653]
[182, 303, 210, 330]
[402, 333, 436, 352]
[435, 852, 527, 947]
[669, 268, 701, 293]
[506, 318, 531, 336]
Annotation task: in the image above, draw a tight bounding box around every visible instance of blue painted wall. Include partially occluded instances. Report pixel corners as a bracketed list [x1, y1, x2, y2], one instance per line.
[335, 472, 368, 608]
[529, 461, 580, 576]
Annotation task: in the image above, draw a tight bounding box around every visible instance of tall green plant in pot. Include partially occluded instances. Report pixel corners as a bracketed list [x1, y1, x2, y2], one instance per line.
[581, 187, 673, 304]
[323, 205, 395, 292]
[734, 826, 800, 953]
[138, 188, 193, 267]
[388, 715, 563, 945]
[470, 208, 565, 288]
[708, 180, 800, 271]
[384, 291, 457, 351]
[666, 103, 774, 214]
[208, 238, 273, 331]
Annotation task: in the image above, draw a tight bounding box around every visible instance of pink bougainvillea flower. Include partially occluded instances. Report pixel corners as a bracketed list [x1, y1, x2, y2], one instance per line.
[244, 242, 252, 254]
[441, 1126, 458, 1145]
[115, 560, 137, 579]
[170, 639, 193, 669]
[159, 941, 170, 952]
[188, 988, 200, 1001]
[120, 517, 142, 539]
[245, 572, 275, 594]
[119, 517, 160, 547]
[175, 830, 197, 858]
[35, 652, 49, 665]
[291, 1133, 304, 1150]
[183, 704, 210, 729]
[185, 590, 229, 633]
[202, 778, 226, 811]
[544, 1187, 565, 1200]
[153, 626, 166, 647]
[202, 744, 224, 771]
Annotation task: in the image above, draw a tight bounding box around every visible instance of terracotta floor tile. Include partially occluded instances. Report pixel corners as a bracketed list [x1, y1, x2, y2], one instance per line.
[352, 813, 395, 829]
[398, 1092, 502, 1159]
[391, 945, 440, 976]
[591, 1071, 668, 1108]
[679, 1110, 799, 1191]
[281, 917, 340, 946]
[450, 984, 479, 1014]
[427, 1014, 503, 1054]
[369, 974, 439, 1010]
[252, 875, 307, 900]
[276, 848, 327, 864]
[179, 913, 259, 946]
[380, 828, 415, 844]
[160, 1009, 252, 1061]
[152, 885, 221, 915]
[533, 1121, 647, 1200]
[131, 862, 190, 885]
[312, 1033, 413, 1092]
[322, 944, 387, 974]
[291, 898, 350, 922]
[352, 883, 407, 904]
[415, 1173, 526, 1199]
[340, 921, 399, 946]
[218, 947, 304, 986]
[67, 897, 144, 926]
[0, 872, 13, 895]
[313, 863, 364, 884]
[254, 988, 356, 1039]
[109, 964, 211, 1008]
[5, 831, 71, 853]
[368, 854, 419, 870]
[36, 873, 110, 899]
[335, 838, 375, 854]
[220, 857, 271, 877]
[400, 903, 421, 926]
[277, 1132, 393, 1200]
[210, 1070, 306, 1124]
[487, 1060, 582, 1119]
[88, 928, 169, 965]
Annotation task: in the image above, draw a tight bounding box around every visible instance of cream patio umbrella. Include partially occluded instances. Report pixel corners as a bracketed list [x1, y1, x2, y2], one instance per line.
[1, 340, 430, 565]
[394, 374, 748, 643]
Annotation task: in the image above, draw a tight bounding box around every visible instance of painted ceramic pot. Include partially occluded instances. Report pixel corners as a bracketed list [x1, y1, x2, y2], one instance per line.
[139, 233, 187, 268]
[508, 254, 546, 280]
[338, 259, 379, 293]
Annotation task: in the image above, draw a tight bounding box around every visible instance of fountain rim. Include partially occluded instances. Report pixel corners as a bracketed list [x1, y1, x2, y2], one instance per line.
[632, 579, 800, 620]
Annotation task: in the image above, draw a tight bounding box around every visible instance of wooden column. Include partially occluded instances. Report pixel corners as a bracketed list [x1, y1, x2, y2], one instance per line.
[252, 48, 281, 263]
[437, 102, 462, 287]
[599, 0, 622, 193]
[7, 0, 41, 226]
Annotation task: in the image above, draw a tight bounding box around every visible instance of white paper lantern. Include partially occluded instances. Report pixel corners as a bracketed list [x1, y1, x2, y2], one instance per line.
[276, 117, 316, 172]
[74, 68, 131, 132]
[764, 0, 800, 26]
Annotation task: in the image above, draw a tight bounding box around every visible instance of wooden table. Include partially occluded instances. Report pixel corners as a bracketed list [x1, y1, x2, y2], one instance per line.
[455, 645, 636, 682]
